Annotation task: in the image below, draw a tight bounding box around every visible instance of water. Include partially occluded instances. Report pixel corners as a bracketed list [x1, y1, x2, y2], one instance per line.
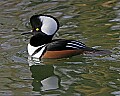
[0, 0, 120, 96]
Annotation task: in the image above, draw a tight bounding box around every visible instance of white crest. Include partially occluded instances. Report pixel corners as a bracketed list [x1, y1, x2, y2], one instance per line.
[39, 16, 58, 35]
[28, 44, 46, 58]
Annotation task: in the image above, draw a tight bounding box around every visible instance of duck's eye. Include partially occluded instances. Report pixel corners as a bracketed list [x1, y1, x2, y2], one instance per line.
[36, 28, 39, 31]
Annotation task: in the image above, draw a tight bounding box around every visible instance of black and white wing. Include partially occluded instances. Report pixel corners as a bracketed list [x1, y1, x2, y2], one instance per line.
[46, 39, 87, 51]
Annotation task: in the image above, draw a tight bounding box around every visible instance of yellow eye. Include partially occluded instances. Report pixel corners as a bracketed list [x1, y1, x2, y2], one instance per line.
[36, 28, 39, 31]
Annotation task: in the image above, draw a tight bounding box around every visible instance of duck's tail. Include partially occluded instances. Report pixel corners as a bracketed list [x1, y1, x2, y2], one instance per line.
[83, 47, 112, 56]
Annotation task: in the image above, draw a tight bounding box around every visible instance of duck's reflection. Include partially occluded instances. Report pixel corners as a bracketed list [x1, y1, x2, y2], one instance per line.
[28, 58, 61, 91]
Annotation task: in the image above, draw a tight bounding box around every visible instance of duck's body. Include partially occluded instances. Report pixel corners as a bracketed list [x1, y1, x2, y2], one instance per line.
[23, 14, 109, 59]
[28, 38, 99, 59]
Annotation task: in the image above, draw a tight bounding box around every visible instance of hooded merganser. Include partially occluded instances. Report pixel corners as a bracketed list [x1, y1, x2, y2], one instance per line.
[22, 14, 108, 59]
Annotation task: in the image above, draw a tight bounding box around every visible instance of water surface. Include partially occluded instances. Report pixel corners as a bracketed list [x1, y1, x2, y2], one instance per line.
[0, 0, 120, 96]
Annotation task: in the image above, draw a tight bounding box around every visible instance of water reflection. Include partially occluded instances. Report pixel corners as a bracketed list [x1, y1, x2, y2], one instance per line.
[27, 56, 85, 95]
[31, 65, 60, 92]
[28, 58, 61, 92]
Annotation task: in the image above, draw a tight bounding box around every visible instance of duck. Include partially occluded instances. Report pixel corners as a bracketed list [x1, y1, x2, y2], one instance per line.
[22, 14, 109, 59]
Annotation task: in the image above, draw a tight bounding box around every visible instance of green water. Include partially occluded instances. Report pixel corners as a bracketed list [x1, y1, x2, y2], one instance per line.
[0, 0, 120, 96]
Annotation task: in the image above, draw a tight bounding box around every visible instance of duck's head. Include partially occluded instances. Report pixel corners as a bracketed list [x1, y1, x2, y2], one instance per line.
[30, 14, 59, 35]
[23, 14, 59, 47]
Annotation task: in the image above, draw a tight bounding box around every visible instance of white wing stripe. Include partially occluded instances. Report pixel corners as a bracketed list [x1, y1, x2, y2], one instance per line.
[66, 40, 86, 49]
[66, 45, 79, 49]
[67, 43, 85, 48]
[71, 41, 85, 46]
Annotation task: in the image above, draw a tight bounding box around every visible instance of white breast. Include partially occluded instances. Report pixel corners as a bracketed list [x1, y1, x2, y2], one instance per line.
[28, 44, 46, 58]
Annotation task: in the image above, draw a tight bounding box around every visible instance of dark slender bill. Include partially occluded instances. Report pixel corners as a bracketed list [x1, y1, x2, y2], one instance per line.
[21, 32, 33, 35]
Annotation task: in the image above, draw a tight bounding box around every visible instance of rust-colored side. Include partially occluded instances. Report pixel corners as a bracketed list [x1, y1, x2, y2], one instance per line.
[42, 50, 84, 59]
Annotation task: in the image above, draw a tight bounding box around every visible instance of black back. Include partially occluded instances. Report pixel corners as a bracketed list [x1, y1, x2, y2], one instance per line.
[46, 39, 86, 51]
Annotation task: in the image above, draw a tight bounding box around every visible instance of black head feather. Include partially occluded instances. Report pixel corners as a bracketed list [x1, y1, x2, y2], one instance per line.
[30, 32, 53, 47]
[30, 15, 42, 32]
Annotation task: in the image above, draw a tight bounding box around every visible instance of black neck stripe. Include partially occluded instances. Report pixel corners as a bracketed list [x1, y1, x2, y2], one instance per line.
[31, 45, 46, 56]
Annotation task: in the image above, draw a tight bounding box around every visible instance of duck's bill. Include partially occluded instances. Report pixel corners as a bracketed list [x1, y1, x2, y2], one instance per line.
[21, 32, 33, 35]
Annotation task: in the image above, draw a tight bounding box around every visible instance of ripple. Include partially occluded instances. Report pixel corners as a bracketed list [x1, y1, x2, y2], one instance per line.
[1, 42, 13, 50]
[0, 0, 120, 96]
[111, 91, 120, 96]
[0, 91, 13, 96]
[11, 56, 28, 64]
[111, 25, 120, 30]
